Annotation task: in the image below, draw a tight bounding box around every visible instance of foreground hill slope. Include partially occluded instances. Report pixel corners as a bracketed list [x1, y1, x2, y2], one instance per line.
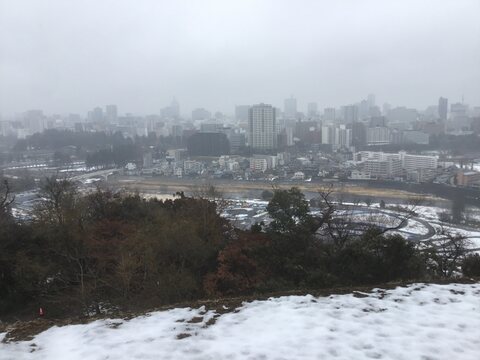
[1, 283, 479, 360]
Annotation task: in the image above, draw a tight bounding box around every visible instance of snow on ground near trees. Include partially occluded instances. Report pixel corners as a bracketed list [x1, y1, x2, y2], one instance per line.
[1, 283, 480, 360]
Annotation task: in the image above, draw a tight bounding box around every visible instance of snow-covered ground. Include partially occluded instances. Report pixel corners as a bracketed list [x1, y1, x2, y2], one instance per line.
[1, 283, 479, 360]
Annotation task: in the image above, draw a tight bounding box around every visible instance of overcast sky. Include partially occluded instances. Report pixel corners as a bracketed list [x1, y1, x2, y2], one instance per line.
[1, 0, 479, 117]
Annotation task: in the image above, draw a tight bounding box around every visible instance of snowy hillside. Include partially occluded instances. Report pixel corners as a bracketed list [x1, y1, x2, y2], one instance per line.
[1, 283, 479, 360]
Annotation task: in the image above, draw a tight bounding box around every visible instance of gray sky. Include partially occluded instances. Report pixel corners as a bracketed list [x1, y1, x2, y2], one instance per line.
[1, 0, 479, 117]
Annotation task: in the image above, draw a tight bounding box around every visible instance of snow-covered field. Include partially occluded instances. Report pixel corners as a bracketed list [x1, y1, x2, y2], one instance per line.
[1, 283, 480, 360]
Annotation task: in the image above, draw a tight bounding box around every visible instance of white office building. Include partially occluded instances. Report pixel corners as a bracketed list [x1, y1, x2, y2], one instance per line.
[248, 104, 277, 150]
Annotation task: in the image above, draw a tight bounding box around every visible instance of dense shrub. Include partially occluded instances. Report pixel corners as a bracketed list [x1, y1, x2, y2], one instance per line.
[204, 232, 270, 296]
[0, 183, 464, 318]
[462, 254, 480, 277]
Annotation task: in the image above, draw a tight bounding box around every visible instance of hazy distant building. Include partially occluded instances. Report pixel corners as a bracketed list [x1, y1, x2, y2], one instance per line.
[161, 98, 180, 118]
[105, 105, 118, 123]
[187, 132, 230, 156]
[249, 157, 268, 172]
[367, 94, 376, 108]
[351, 122, 367, 147]
[182, 160, 202, 175]
[382, 103, 392, 116]
[438, 97, 448, 121]
[23, 110, 46, 134]
[387, 107, 417, 123]
[321, 125, 335, 145]
[403, 130, 429, 145]
[323, 108, 336, 123]
[171, 124, 183, 143]
[335, 125, 352, 148]
[192, 108, 211, 120]
[369, 106, 382, 117]
[229, 132, 246, 153]
[343, 105, 358, 123]
[307, 102, 318, 117]
[358, 100, 369, 120]
[321, 124, 351, 149]
[421, 121, 445, 136]
[450, 102, 468, 118]
[456, 171, 480, 187]
[367, 127, 391, 145]
[88, 107, 104, 123]
[200, 123, 221, 132]
[235, 105, 250, 121]
[364, 158, 402, 178]
[359, 150, 436, 178]
[248, 104, 277, 150]
[369, 116, 387, 128]
[400, 151, 437, 172]
[170, 98, 180, 117]
[284, 96, 297, 119]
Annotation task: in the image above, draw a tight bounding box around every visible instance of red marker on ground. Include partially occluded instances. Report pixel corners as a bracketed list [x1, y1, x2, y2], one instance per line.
[39, 307, 44, 317]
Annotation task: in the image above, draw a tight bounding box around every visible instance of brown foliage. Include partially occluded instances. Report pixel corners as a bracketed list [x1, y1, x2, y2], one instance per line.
[204, 232, 270, 296]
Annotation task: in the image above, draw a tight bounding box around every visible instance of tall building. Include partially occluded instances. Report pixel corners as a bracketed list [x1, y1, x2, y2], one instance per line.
[248, 104, 277, 150]
[284, 96, 297, 119]
[321, 124, 351, 149]
[105, 105, 118, 123]
[351, 122, 367, 147]
[343, 105, 358, 123]
[307, 102, 318, 117]
[323, 108, 336, 123]
[23, 110, 46, 134]
[88, 107, 104, 123]
[438, 97, 448, 121]
[335, 125, 352, 148]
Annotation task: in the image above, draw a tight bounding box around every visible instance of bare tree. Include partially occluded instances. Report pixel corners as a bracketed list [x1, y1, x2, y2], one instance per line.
[428, 226, 471, 278]
[0, 180, 15, 215]
[314, 185, 425, 251]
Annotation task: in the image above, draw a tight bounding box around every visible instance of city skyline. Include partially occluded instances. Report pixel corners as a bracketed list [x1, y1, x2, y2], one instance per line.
[0, 93, 476, 119]
[1, 0, 479, 116]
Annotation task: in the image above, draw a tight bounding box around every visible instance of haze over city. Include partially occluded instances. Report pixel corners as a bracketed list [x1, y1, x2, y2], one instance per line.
[2, 2, 480, 360]
[1, 0, 480, 116]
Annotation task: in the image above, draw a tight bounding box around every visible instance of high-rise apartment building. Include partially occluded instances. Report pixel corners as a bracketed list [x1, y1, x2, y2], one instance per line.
[284, 96, 297, 119]
[248, 104, 277, 150]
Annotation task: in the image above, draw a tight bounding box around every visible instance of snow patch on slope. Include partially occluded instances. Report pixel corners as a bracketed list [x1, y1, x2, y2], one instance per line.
[1, 283, 480, 360]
